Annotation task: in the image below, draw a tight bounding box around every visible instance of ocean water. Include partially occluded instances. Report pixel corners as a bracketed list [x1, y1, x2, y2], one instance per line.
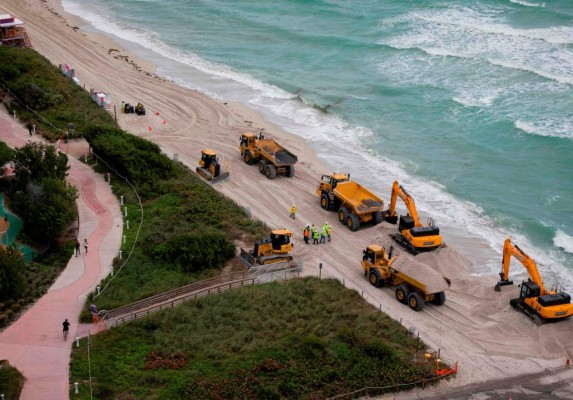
[62, 0, 573, 289]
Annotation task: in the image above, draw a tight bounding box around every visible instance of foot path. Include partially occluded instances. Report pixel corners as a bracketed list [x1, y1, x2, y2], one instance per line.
[0, 114, 122, 399]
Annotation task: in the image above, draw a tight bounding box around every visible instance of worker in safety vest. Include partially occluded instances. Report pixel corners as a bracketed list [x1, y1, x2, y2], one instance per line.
[323, 222, 331, 242]
[312, 227, 319, 245]
[303, 225, 310, 244]
[290, 204, 296, 219]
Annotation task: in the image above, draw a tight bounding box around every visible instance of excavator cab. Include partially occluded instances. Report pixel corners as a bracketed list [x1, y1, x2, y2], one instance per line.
[520, 280, 541, 299]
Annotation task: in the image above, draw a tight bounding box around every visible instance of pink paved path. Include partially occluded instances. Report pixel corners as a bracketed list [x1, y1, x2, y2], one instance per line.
[0, 114, 122, 399]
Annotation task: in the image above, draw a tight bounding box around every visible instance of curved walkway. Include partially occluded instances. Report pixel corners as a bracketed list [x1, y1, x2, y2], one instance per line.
[0, 114, 122, 399]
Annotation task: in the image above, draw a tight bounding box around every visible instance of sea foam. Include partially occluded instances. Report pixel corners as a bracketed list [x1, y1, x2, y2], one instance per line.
[554, 230, 573, 254]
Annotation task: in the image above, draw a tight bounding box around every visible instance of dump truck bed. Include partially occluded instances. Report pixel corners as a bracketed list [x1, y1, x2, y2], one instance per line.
[257, 139, 297, 166]
[334, 181, 384, 214]
[390, 257, 450, 294]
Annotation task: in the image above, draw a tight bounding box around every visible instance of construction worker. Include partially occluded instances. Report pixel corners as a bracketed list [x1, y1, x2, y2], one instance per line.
[121, 100, 125, 113]
[324, 222, 331, 242]
[290, 203, 296, 219]
[312, 227, 319, 245]
[303, 224, 310, 244]
[320, 226, 327, 244]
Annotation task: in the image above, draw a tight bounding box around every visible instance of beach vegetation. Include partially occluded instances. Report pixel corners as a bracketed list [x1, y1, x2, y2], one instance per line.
[0, 141, 13, 176]
[0, 47, 115, 141]
[0, 359, 25, 400]
[71, 278, 439, 399]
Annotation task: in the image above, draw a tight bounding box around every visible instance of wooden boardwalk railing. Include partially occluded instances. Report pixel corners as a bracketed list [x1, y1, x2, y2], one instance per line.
[102, 272, 256, 328]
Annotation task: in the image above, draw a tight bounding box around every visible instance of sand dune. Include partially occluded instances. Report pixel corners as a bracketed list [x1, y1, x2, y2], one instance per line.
[1, 0, 572, 391]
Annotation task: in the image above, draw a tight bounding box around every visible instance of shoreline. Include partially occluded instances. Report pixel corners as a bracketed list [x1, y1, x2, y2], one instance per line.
[2, 0, 573, 394]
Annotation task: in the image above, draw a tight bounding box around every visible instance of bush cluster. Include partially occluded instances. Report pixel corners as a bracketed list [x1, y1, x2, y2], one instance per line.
[70, 279, 439, 399]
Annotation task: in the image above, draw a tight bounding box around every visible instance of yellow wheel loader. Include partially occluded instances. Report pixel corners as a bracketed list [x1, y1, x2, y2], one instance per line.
[196, 149, 229, 183]
[495, 238, 573, 324]
[362, 244, 451, 312]
[383, 181, 442, 255]
[239, 229, 294, 268]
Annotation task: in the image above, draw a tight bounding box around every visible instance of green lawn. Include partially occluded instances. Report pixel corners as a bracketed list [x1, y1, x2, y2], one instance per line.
[71, 278, 437, 400]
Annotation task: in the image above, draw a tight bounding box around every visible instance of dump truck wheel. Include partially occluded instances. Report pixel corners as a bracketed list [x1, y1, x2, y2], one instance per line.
[395, 285, 409, 304]
[321, 194, 330, 210]
[369, 270, 382, 288]
[258, 160, 267, 174]
[243, 151, 253, 165]
[408, 292, 424, 312]
[346, 213, 360, 231]
[265, 164, 276, 179]
[338, 207, 348, 224]
[373, 211, 383, 225]
[286, 165, 295, 178]
[432, 291, 446, 306]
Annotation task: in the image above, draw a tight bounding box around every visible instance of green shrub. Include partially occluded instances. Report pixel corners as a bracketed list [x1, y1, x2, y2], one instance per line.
[150, 229, 236, 272]
[0, 360, 25, 399]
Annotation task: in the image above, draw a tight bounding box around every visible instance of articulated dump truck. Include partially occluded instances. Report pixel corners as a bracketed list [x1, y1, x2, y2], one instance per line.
[240, 133, 297, 179]
[316, 173, 384, 231]
[362, 244, 451, 312]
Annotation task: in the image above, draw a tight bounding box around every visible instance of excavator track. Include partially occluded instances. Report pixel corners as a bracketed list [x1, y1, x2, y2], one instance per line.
[390, 233, 419, 256]
[510, 298, 545, 326]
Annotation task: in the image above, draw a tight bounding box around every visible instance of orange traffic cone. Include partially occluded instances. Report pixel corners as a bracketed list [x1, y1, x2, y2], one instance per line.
[163, 119, 167, 125]
[155, 111, 160, 116]
[567, 358, 570, 366]
[148, 125, 153, 132]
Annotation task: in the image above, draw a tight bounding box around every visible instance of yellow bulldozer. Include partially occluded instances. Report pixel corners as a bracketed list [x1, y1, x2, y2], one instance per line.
[196, 149, 229, 183]
[239, 229, 294, 268]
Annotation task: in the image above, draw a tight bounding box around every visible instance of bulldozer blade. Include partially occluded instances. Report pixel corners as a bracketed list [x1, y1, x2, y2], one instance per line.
[210, 172, 230, 185]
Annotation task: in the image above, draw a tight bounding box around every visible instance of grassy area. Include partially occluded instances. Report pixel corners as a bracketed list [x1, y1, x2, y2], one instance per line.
[71, 278, 437, 399]
[79, 156, 267, 321]
[0, 360, 25, 400]
[0, 47, 115, 140]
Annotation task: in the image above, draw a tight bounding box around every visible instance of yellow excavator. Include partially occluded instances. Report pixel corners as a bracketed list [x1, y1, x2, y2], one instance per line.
[196, 149, 229, 183]
[383, 181, 442, 255]
[239, 229, 294, 268]
[495, 238, 573, 324]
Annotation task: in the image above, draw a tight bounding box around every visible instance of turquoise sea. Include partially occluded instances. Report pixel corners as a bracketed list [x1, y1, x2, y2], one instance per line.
[62, 0, 573, 289]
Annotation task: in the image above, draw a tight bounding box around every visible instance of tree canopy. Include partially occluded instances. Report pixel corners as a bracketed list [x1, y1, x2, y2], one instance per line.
[13, 142, 69, 187]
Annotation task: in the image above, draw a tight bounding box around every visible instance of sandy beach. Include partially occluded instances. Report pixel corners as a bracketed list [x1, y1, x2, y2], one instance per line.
[1, 0, 572, 393]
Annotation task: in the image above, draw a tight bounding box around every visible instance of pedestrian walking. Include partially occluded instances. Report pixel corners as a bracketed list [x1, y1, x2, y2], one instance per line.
[303, 224, 310, 244]
[320, 226, 326, 244]
[312, 228, 319, 245]
[75, 239, 81, 257]
[324, 222, 332, 242]
[290, 203, 296, 219]
[84, 238, 88, 254]
[27, 123, 33, 136]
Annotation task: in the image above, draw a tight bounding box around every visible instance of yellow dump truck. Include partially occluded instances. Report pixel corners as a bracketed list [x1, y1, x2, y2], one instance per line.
[240, 133, 297, 179]
[316, 173, 384, 231]
[362, 244, 451, 311]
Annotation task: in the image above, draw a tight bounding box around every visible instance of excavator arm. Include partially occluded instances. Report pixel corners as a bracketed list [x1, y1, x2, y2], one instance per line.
[384, 181, 421, 226]
[495, 238, 546, 293]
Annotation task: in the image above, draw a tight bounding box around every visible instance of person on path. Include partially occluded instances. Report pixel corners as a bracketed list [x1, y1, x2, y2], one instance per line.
[324, 222, 332, 242]
[312, 228, 319, 245]
[303, 225, 310, 244]
[84, 238, 88, 254]
[75, 239, 81, 257]
[62, 319, 70, 340]
[27, 123, 33, 136]
[290, 204, 296, 219]
[320, 226, 327, 244]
